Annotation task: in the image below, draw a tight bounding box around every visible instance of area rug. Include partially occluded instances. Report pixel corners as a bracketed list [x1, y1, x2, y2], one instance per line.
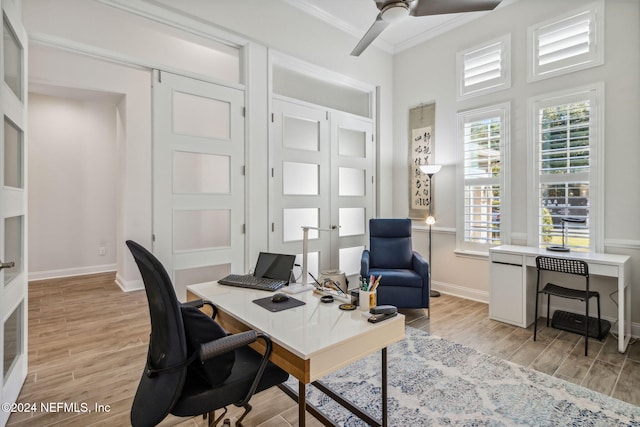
[287, 327, 640, 426]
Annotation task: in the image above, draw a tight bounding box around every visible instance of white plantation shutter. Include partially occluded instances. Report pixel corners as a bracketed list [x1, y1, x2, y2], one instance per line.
[531, 85, 603, 253]
[457, 35, 510, 99]
[457, 104, 510, 251]
[529, 1, 603, 81]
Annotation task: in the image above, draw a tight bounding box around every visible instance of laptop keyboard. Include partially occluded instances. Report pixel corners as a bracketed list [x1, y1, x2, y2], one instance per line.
[218, 274, 287, 291]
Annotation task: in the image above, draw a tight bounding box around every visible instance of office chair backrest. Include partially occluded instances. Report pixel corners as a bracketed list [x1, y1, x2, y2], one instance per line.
[126, 240, 188, 427]
[369, 218, 413, 269]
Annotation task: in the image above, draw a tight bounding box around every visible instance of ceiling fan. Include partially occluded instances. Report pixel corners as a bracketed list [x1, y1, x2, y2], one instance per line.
[351, 0, 503, 56]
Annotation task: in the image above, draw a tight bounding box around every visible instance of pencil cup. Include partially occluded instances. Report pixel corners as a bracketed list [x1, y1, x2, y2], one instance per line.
[359, 290, 376, 311]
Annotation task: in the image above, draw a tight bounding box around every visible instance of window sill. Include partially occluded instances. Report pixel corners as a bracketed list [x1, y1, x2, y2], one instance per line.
[453, 249, 489, 260]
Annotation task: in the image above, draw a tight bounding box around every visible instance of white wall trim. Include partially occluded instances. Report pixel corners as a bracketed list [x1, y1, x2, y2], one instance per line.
[412, 225, 456, 235]
[29, 32, 245, 92]
[115, 272, 144, 292]
[432, 280, 489, 304]
[28, 264, 117, 282]
[605, 239, 640, 250]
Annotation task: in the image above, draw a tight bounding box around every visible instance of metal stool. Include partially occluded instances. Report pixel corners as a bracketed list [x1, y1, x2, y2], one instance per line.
[533, 256, 603, 356]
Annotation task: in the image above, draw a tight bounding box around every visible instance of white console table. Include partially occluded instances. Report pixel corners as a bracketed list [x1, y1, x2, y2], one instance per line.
[489, 245, 631, 353]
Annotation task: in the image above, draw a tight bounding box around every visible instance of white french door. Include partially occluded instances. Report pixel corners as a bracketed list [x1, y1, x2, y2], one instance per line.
[270, 98, 374, 282]
[330, 113, 374, 279]
[153, 71, 245, 301]
[1, 1, 28, 425]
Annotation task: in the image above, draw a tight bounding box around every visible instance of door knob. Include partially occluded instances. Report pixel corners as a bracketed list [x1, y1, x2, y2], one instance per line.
[0, 261, 15, 270]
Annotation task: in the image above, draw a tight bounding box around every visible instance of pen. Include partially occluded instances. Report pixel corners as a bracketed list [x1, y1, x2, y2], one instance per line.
[370, 275, 381, 292]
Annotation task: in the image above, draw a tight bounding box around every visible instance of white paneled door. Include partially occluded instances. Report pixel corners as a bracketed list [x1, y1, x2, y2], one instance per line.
[1, 1, 28, 425]
[153, 71, 245, 301]
[270, 98, 374, 282]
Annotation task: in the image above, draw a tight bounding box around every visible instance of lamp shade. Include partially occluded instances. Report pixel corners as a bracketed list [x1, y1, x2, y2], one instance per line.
[419, 164, 442, 176]
[426, 216, 436, 225]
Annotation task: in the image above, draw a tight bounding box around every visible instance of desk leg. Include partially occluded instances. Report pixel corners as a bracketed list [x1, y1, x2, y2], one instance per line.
[299, 381, 306, 427]
[382, 347, 387, 427]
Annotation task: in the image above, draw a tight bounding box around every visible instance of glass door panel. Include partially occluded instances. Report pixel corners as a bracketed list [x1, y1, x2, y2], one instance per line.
[173, 209, 230, 251]
[3, 13, 22, 101]
[3, 303, 22, 384]
[173, 151, 230, 194]
[3, 216, 22, 286]
[4, 118, 23, 188]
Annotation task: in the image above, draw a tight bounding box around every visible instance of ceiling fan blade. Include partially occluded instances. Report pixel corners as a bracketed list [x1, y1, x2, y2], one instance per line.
[411, 0, 502, 16]
[351, 14, 390, 56]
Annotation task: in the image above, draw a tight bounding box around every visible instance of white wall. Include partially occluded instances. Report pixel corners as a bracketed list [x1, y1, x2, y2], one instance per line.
[393, 0, 640, 324]
[28, 92, 120, 278]
[27, 43, 153, 290]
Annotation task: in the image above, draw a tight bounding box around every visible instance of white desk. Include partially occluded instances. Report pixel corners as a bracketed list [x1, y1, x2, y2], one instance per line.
[489, 245, 631, 353]
[187, 281, 405, 426]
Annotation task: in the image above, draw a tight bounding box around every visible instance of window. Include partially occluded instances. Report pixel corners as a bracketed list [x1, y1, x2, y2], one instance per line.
[530, 84, 603, 252]
[528, 1, 604, 81]
[457, 35, 510, 99]
[457, 103, 510, 252]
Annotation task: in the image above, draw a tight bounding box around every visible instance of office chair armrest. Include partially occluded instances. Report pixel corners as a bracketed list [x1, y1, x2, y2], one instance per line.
[199, 330, 260, 361]
[360, 249, 371, 277]
[182, 299, 218, 319]
[199, 331, 276, 407]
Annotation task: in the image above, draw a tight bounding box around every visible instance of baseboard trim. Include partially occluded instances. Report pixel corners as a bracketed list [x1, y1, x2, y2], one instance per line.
[115, 273, 144, 292]
[29, 264, 117, 281]
[431, 280, 489, 304]
[443, 288, 640, 340]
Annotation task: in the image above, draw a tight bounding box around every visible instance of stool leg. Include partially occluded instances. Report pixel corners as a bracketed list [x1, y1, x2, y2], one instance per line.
[585, 297, 589, 356]
[534, 293, 539, 341]
[597, 295, 602, 338]
[546, 294, 550, 327]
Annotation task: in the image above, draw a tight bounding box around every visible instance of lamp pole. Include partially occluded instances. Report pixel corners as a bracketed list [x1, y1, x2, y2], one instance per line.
[420, 165, 442, 298]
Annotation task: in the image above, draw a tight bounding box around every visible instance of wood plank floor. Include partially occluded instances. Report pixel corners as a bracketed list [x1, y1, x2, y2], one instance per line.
[7, 273, 640, 426]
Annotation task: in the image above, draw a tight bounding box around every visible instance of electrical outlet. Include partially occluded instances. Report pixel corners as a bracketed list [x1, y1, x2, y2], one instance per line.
[98, 247, 106, 256]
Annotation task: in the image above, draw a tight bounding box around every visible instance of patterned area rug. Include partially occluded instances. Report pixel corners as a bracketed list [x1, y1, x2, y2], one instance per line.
[288, 327, 640, 426]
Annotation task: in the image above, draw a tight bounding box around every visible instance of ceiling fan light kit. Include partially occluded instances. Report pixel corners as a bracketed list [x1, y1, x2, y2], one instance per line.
[381, 2, 410, 23]
[351, 0, 503, 56]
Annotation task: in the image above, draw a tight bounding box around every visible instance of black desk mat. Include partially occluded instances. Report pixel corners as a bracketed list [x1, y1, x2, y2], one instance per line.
[253, 296, 305, 312]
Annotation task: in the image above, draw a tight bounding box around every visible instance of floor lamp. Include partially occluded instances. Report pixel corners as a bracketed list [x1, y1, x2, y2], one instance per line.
[420, 164, 442, 298]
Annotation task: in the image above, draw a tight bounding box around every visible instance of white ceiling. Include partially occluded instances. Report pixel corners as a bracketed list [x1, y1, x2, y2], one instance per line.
[283, 0, 520, 54]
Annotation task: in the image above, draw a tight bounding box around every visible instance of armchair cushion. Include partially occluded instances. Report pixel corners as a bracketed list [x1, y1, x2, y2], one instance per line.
[369, 218, 413, 269]
[181, 305, 235, 387]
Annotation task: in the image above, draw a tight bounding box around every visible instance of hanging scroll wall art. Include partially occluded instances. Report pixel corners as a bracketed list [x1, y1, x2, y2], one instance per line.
[408, 103, 435, 219]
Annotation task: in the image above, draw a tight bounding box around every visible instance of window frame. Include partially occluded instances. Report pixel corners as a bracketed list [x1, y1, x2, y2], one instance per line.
[457, 34, 511, 100]
[528, 83, 604, 252]
[456, 102, 511, 253]
[527, 1, 604, 82]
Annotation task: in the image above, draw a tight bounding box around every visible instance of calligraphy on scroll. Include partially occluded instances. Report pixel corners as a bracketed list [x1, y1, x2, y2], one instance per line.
[411, 126, 433, 210]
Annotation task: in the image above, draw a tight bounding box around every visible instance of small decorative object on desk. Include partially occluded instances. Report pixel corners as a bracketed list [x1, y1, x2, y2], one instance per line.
[359, 275, 381, 311]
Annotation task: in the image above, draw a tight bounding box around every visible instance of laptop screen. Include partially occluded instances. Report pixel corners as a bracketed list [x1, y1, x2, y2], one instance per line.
[253, 252, 295, 282]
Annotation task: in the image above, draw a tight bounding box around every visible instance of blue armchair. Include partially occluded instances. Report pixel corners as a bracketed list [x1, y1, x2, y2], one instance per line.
[360, 218, 430, 311]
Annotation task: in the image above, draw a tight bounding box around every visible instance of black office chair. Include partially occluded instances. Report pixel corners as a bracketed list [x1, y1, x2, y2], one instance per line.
[533, 255, 607, 356]
[126, 240, 289, 427]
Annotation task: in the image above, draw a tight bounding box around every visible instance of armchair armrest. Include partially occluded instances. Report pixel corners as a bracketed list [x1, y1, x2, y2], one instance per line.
[412, 251, 429, 281]
[361, 249, 371, 277]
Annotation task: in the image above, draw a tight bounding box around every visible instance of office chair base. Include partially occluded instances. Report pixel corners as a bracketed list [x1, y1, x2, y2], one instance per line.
[551, 310, 611, 340]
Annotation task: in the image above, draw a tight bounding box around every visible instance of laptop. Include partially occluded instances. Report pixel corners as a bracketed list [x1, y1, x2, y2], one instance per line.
[218, 252, 296, 291]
